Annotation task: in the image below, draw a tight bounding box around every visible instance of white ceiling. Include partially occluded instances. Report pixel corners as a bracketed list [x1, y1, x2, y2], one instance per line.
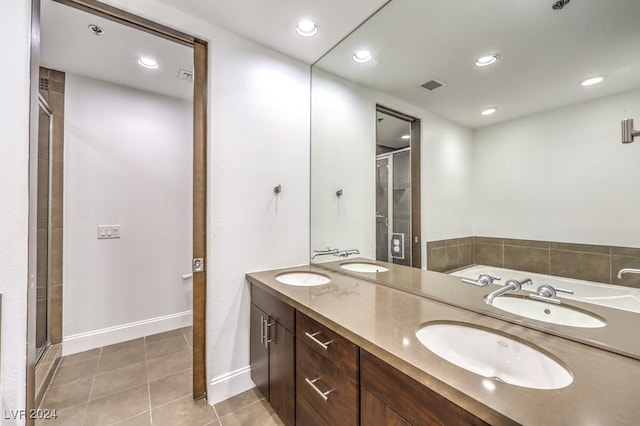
[151, 0, 390, 64]
[315, 0, 640, 129]
[40, 0, 194, 100]
[39, 0, 389, 100]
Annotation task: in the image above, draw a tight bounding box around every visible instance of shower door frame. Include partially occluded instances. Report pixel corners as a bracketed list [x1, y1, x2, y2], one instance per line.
[376, 105, 422, 268]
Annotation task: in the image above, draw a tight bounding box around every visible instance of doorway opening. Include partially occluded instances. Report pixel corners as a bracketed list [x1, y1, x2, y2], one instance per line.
[28, 0, 208, 416]
[375, 106, 421, 268]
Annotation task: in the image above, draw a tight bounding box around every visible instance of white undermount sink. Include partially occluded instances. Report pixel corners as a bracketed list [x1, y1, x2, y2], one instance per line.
[415, 322, 573, 390]
[275, 272, 331, 286]
[491, 296, 606, 328]
[340, 262, 389, 273]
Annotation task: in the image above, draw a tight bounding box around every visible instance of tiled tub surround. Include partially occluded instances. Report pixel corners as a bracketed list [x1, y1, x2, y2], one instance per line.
[247, 265, 640, 424]
[427, 237, 640, 288]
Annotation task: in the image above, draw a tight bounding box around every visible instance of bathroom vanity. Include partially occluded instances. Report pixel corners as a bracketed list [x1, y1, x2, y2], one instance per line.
[247, 264, 640, 425]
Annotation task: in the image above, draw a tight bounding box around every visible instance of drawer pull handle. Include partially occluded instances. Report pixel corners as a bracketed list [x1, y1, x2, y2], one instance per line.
[305, 332, 333, 350]
[305, 377, 333, 401]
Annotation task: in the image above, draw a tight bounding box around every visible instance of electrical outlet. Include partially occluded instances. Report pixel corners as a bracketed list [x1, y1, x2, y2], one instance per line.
[97, 225, 121, 239]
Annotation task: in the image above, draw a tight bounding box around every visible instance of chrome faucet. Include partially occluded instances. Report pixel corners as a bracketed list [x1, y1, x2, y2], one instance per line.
[617, 268, 640, 279]
[336, 249, 360, 258]
[485, 278, 533, 305]
[311, 247, 340, 260]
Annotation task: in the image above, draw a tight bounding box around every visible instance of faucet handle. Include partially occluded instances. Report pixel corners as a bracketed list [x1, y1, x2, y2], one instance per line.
[555, 287, 574, 295]
[529, 293, 561, 305]
[314, 247, 337, 253]
[461, 274, 500, 287]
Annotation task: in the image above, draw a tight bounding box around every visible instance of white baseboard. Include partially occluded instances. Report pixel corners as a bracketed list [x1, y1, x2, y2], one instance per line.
[62, 311, 192, 356]
[209, 366, 255, 404]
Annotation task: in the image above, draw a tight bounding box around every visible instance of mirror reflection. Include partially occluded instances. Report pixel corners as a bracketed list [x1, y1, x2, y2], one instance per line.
[310, 0, 640, 357]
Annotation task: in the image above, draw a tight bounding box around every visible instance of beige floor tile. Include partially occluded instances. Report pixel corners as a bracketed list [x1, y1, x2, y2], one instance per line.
[41, 378, 92, 411]
[214, 388, 264, 418]
[84, 383, 149, 425]
[97, 346, 146, 374]
[184, 329, 193, 347]
[50, 358, 98, 387]
[151, 395, 217, 426]
[149, 369, 192, 408]
[101, 338, 145, 356]
[112, 411, 152, 425]
[145, 329, 184, 344]
[59, 348, 101, 367]
[146, 335, 189, 360]
[147, 348, 192, 381]
[35, 403, 86, 426]
[91, 362, 148, 401]
[219, 400, 284, 426]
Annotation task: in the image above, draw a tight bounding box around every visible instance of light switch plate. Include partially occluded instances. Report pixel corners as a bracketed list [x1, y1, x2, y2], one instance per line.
[98, 225, 121, 239]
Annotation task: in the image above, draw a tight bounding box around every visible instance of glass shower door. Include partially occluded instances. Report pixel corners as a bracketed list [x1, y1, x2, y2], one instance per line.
[35, 99, 52, 362]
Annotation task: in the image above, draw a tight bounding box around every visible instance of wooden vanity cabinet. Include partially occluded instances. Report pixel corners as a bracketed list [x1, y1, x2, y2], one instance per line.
[250, 284, 295, 426]
[295, 311, 360, 426]
[361, 350, 489, 426]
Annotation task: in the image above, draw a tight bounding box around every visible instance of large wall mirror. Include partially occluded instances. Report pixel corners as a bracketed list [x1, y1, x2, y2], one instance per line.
[310, 0, 640, 357]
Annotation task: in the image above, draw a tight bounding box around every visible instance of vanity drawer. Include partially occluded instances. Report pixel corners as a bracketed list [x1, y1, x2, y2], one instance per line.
[296, 338, 359, 426]
[296, 311, 359, 380]
[251, 283, 295, 333]
[296, 391, 329, 426]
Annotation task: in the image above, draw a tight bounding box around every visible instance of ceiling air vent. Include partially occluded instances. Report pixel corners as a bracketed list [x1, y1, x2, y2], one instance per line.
[420, 79, 444, 91]
[177, 69, 193, 83]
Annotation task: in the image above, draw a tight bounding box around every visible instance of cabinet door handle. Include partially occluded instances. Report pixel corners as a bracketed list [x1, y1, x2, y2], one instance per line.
[305, 331, 333, 350]
[265, 320, 273, 348]
[260, 316, 265, 344]
[304, 377, 333, 401]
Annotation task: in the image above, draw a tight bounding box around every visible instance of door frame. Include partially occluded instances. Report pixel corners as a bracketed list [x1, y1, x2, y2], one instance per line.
[27, 0, 209, 410]
[375, 105, 422, 268]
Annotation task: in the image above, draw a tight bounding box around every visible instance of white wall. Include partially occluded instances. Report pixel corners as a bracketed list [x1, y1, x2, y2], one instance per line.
[311, 69, 474, 266]
[473, 89, 640, 247]
[0, 1, 32, 423]
[62, 74, 193, 353]
[100, 0, 311, 403]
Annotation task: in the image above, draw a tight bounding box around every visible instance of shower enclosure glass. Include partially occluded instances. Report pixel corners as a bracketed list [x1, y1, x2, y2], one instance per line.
[35, 98, 52, 363]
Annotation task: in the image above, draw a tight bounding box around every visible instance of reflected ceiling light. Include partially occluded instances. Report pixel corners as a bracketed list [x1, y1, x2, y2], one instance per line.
[401, 134, 411, 140]
[295, 20, 319, 38]
[88, 24, 104, 36]
[352, 49, 372, 63]
[580, 75, 605, 86]
[475, 54, 499, 67]
[481, 107, 497, 116]
[136, 56, 159, 69]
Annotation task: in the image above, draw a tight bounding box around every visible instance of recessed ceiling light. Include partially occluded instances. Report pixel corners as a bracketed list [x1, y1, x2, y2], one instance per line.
[136, 56, 159, 69]
[475, 54, 499, 67]
[481, 107, 497, 116]
[352, 49, 372, 63]
[580, 75, 605, 86]
[401, 134, 411, 140]
[88, 24, 104, 36]
[295, 20, 318, 38]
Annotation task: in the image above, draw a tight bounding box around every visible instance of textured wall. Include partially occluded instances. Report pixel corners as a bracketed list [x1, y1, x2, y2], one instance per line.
[0, 1, 32, 423]
[63, 74, 192, 339]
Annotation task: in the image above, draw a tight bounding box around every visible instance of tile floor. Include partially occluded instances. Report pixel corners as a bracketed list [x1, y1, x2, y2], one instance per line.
[37, 327, 284, 426]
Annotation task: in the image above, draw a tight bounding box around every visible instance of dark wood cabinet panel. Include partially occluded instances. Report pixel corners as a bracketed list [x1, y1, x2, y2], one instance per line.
[296, 311, 360, 381]
[250, 303, 269, 401]
[296, 392, 329, 426]
[269, 321, 295, 426]
[361, 351, 489, 426]
[361, 388, 410, 426]
[251, 284, 295, 333]
[297, 338, 359, 426]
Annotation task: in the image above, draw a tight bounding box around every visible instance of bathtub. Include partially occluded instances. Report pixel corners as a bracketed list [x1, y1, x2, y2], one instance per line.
[450, 265, 640, 314]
